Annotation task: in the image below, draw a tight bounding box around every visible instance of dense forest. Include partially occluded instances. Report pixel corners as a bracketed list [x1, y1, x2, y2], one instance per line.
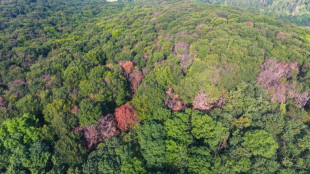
[0, 0, 310, 173]
[198, 0, 310, 26]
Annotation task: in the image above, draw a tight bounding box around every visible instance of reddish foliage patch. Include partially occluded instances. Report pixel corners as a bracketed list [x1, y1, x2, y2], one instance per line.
[166, 87, 174, 97]
[165, 87, 184, 111]
[193, 90, 226, 111]
[196, 24, 203, 29]
[115, 104, 140, 132]
[180, 55, 193, 73]
[160, 1, 167, 5]
[97, 114, 120, 141]
[175, 42, 189, 55]
[71, 105, 79, 115]
[119, 61, 134, 75]
[83, 125, 99, 149]
[175, 31, 188, 37]
[154, 11, 161, 15]
[216, 96, 226, 108]
[9, 79, 27, 85]
[276, 32, 287, 38]
[294, 92, 309, 107]
[129, 70, 144, 94]
[7, 79, 28, 96]
[41, 74, 51, 82]
[193, 92, 215, 111]
[246, 21, 254, 27]
[257, 59, 309, 106]
[175, 42, 192, 72]
[0, 97, 6, 108]
[164, 33, 170, 39]
[143, 55, 149, 61]
[75, 114, 120, 149]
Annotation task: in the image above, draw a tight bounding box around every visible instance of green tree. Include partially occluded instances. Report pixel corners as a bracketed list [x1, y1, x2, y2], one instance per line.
[187, 146, 213, 174]
[242, 130, 278, 158]
[191, 110, 229, 151]
[164, 110, 192, 170]
[0, 114, 46, 173]
[77, 99, 102, 126]
[53, 132, 86, 167]
[138, 122, 167, 169]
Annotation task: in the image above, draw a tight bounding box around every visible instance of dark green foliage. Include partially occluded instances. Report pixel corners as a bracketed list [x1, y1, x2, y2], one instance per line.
[77, 99, 102, 127]
[82, 137, 145, 174]
[54, 132, 86, 167]
[138, 122, 167, 169]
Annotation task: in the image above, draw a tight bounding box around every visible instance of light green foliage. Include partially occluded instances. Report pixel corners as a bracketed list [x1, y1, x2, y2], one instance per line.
[43, 99, 77, 136]
[164, 110, 192, 169]
[191, 110, 229, 151]
[242, 130, 278, 158]
[112, 29, 121, 37]
[226, 158, 251, 173]
[199, 0, 310, 26]
[132, 66, 175, 120]
[0, 114, 50, 173]
[215, 83, 276, 129]
[120, 157, 146, 174]
[175, 59, 218, 104]
[298, 133, 310, 151]
[223, 83, 273, 118]
[165, 110, 192, 144]
[151, 108, 171, 121]
[147, 51, 164, 66]
[161, 41, 173, 57]
[0, 114, 40, 150]
[187, 147, 213, 174]
[80, 66, 128, 106]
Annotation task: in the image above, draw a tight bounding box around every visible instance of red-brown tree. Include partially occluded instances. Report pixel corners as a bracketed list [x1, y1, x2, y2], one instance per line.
[119, 61, 134, 75]
[114, 104, 139, 132]
[165, 87, 184, 111]
[129, 70, 144, 94]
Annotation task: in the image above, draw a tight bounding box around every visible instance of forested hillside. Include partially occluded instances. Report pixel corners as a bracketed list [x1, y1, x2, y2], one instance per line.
[197, 0, 310, 26]
[0, 0, 310, 173]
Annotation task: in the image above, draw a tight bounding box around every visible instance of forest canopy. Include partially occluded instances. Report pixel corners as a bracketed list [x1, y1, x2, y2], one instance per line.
[197, 0, 310, 26]
[0, 0, 310, 173]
